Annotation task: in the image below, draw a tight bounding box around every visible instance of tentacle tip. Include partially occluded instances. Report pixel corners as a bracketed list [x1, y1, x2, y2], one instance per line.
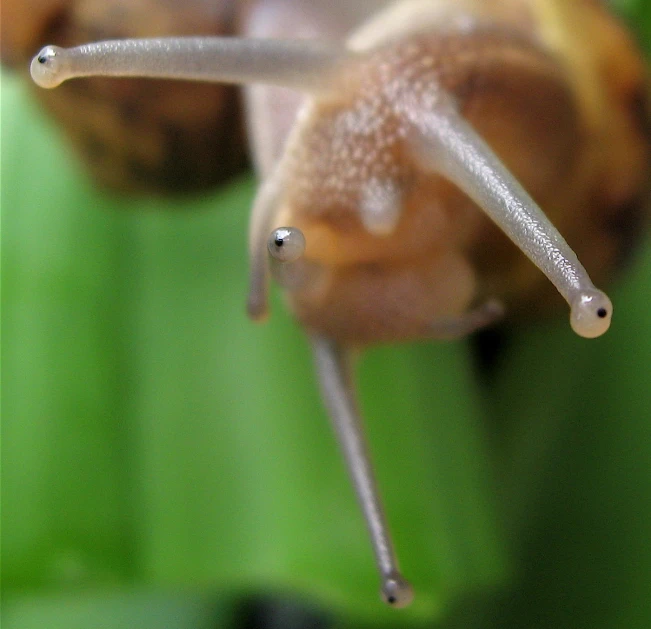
[246, 295, 269, 322]
[30, 46, 64, 88]
[268, 227, 306, 263]
[381, 573, 414, 608]
[570, 289, 613, 339]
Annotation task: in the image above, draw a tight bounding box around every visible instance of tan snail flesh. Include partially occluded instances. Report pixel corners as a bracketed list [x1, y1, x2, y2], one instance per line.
[30, 0, 649, 608]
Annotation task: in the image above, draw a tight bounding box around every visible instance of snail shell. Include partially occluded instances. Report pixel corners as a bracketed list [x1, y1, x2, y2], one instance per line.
[3, 0, 246, 193]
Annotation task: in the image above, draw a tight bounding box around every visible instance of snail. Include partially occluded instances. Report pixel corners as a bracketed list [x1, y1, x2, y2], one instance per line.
[28, 0, 650, 608]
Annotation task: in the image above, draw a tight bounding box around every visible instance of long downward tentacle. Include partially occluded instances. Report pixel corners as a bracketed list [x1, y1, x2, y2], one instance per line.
[311, 335, 413, 608]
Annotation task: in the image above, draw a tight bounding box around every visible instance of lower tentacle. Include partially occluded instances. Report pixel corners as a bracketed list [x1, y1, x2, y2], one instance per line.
[310, 335, 413, 608]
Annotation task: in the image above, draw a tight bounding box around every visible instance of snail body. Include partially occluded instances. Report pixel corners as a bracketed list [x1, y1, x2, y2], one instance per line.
[29, 0, 650, 607]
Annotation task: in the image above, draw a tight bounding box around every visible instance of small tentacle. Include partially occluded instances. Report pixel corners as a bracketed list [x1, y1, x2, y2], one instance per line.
[429, 299, 505, 339]
[31, 37, 352, 92]
[311, 335, 413, 608]
[405, 95, 613, 338]
[246, 167, 287, 320]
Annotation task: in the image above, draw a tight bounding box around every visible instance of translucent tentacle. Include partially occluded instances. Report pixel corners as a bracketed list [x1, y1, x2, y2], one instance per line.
[311, 335, 413, 608]
[246, 166, 287, 320]
[405, 97, 612, 338]
[31, 38, 351, 92]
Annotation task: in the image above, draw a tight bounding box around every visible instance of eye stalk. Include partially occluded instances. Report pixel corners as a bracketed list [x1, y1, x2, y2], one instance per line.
[268, 227, 306, 263]
[406, 99, 615, 339]
[31, 46, 65, 88]
[381, 573, 414, 608]
[570, 289, 613, 338]
[266, 227, 313, 295]
[30, 38, 350, 92]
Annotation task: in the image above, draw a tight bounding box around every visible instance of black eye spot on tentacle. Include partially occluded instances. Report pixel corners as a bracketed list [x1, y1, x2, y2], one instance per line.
[268, 227, 306, 263]
[570, 290, 612, 338]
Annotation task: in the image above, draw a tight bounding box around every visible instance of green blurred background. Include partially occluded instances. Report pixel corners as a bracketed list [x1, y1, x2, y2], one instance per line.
[2, 2, 651, 627]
